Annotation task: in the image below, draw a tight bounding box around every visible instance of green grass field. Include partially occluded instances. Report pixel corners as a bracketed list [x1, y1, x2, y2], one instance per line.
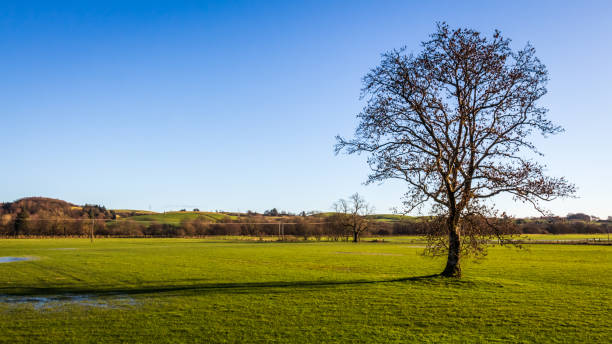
[117, 211, 234, 225]
[1, 238, 610, 343]
[118, 211, 418, 225]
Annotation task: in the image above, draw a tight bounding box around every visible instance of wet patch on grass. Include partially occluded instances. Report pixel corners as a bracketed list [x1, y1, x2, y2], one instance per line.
[0, 294, 138, 310]
[0, 257, 35, 264]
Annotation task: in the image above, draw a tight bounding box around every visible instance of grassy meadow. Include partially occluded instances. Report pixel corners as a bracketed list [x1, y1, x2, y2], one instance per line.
[116, 211, 235, 225]
[1, 238, 610, 343]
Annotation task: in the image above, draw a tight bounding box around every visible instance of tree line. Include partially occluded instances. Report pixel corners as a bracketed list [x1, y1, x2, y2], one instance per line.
[1, 213, 609, 239]
[1, 197, 609, 238]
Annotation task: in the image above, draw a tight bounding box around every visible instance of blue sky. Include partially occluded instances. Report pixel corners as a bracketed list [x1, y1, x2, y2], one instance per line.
[1, 1, 611, 217]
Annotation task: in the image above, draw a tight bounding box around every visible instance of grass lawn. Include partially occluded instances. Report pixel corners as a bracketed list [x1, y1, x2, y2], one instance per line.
[1, 238, 610, 343]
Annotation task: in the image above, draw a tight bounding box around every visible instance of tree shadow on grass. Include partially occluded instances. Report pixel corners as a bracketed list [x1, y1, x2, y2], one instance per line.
[0, 274, 450, 298]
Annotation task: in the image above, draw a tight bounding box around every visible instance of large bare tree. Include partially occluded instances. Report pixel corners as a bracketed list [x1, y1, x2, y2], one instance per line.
[336, 24, 575, 277]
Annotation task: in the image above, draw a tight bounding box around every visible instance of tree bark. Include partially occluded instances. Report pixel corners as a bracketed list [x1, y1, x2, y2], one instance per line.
[353, 230, 358, 243]
[441, 221, 461, 277]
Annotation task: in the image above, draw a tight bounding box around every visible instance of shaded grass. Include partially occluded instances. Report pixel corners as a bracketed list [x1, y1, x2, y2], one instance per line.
[0, 239, 610, 343]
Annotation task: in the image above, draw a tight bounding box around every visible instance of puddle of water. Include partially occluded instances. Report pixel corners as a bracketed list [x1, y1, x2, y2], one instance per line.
[0, 294, 138, 310]
[0, 257, 34, 263]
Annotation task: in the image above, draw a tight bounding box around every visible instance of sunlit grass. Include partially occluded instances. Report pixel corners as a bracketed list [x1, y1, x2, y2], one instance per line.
[1, 238, 610, 343]
[116, 211, 234, 225]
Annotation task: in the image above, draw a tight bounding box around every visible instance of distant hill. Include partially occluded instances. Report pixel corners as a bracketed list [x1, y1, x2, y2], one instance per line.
[118, 211, 235, 225]
[1, 197, 75, 215]
[0, 197, 236, 226]
[112, 209, 157, 217]
[0, 197, 111, 219]
[312, 212, 420, 223]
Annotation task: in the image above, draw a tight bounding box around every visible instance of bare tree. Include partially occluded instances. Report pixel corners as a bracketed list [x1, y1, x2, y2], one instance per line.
[336, 23, 575, 277]
[333, 193, 373, 242]
[240, 215, 262, 238]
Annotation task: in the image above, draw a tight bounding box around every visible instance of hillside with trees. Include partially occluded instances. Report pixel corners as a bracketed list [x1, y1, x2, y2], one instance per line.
[0, 197, 609, 238]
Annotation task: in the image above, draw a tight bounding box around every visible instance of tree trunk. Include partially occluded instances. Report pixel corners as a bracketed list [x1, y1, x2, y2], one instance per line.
[441, 221, 461, 277]
[353, 230, 358, 243]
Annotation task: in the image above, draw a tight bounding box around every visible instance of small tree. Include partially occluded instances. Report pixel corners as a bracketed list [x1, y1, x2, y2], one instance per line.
[333, 193, 373, 242]
[336, 23, 575, 277]
[264, 208, 279, 216]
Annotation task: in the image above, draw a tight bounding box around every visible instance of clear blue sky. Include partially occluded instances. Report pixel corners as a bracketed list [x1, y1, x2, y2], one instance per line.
[1, 1, 611, 217]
